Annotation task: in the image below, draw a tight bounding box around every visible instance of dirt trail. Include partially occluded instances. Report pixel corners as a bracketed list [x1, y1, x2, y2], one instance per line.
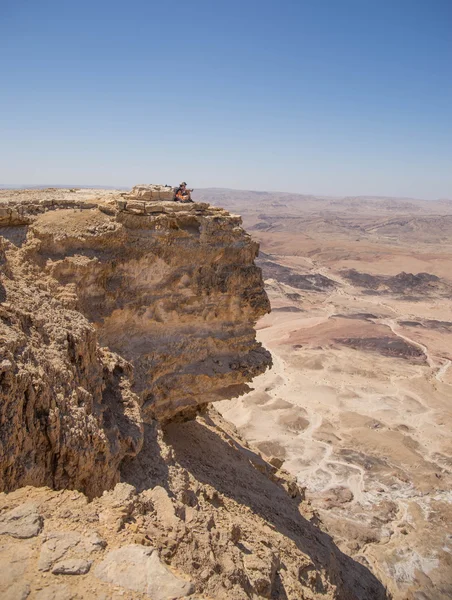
[381, 317, 434, 367]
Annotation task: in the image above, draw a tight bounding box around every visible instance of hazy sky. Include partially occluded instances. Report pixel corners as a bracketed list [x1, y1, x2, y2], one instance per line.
[1, 0, 451, 198]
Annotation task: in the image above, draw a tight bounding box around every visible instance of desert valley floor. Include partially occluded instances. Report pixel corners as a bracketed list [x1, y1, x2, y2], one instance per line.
[197, 189, 452, 600]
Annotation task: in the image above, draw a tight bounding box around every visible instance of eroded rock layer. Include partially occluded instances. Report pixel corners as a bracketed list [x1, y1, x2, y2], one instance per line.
[0, 189, 270, 496]
[0, 237, 143, 498]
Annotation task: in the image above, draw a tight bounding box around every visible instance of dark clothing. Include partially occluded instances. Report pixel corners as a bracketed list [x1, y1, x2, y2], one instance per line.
[175, 187, 193, 202]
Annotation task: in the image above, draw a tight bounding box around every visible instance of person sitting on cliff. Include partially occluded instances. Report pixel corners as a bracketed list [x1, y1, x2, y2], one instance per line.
[175, 182, 193, 203]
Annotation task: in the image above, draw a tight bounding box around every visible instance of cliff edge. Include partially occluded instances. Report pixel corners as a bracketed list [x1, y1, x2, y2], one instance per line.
[0, 187, 271, 495]
[0, 188, 388, 599]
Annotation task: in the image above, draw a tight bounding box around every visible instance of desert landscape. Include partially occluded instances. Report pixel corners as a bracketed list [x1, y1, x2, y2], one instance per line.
[0, 185, 451, 600]
[193, 189, 452, 599]
[0, 186, 395, 600]
[2, 0, 450, 597]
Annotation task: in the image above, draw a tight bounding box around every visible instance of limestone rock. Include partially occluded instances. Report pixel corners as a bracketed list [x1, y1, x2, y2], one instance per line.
[94, 544, 194, 598]
[128, 184, 176, 201]
[97, 483, 138, 531]
[0, 503, 43, 538]
[0, 244, 144, 498]
[268, 456, 284, 469]
[0, 187, 270, 495]
[99, 482, 136, 509]
[0, 414, 389, 600]
[39, 530, 105, 572]
[39, 532, 82, 571]
[52, 558, 92, 575]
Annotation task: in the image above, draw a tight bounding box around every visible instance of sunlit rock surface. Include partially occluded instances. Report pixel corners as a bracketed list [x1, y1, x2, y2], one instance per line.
[0, 188, 270, 495]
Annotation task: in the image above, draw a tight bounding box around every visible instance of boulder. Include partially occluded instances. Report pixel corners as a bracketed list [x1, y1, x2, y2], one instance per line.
[129, 184, 176, 201]
[0, 503, 43, 539]
[94, 544, 194, 599]
[38, 530, 105, 572]
[52, 558, 92, 575]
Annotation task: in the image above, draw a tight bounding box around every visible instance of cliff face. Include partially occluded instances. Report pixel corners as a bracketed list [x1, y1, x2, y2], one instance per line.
[0, 189, 389, 600]
[0, 189, 270, 495]
[0, 239, 143, 498]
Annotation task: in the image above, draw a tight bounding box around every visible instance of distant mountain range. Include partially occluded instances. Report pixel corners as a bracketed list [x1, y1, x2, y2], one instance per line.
[0, 184, 449, 204]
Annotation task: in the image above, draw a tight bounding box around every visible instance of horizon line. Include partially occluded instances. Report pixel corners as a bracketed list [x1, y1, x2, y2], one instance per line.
[0, 183, 450, 203]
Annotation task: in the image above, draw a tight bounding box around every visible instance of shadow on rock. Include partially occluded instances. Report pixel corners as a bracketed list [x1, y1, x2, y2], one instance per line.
[121, 422, 170, 494]
[163, 416, 390, 600]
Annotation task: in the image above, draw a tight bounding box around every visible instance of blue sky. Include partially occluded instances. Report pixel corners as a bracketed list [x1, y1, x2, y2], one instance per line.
[1, 0, 451, 198]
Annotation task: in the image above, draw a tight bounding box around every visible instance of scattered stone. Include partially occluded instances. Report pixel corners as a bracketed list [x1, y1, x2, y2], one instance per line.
[39, 532, 82, 571]
[100, 483, 136, 509]
[229, 523, 241, 543]
[0, 503, 43, 538]
[98, 483, 137, 531]
[85, 531, 107, 551]
[94, 544, 194, 599]
[39, 531, 106, 571]
[52, 558, 92, 575]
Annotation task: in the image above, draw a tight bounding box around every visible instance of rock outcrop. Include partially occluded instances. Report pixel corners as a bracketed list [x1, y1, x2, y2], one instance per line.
[0, 410, 388, 600]
[0, 235, 143, 498]
[0, 188, 270, 496]
[124, 183, 176, 201]
[0, 188, 390, 599]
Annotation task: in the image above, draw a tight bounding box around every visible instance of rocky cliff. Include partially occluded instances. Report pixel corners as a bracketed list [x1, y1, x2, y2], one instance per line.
[0, 188, 388, 599]
[0, 188, 270, 496]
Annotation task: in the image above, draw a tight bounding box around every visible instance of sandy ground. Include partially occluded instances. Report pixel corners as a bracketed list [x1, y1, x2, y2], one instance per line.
[217, 205, 452, 600]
